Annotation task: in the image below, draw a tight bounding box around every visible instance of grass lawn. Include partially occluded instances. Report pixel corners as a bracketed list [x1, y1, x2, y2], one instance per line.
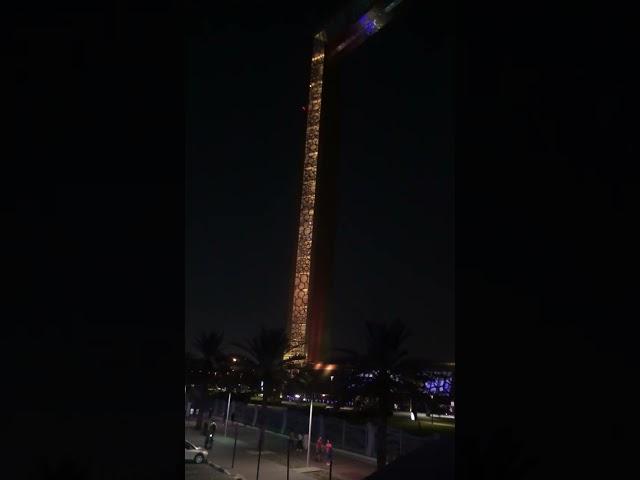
[388, 415, 455, 437]
[245, 399, 455, 438]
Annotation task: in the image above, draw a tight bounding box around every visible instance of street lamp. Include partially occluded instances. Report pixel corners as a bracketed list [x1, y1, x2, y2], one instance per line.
[306, 397, 314, 467]
[224, 392, 232, 437]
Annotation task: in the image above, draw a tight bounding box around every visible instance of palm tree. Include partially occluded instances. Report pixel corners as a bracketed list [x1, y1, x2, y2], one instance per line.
[333, 319, 420, 470]
[233, 327, 303, 475]
[193, 330, 225, 429]
[287, 364, 324, 399]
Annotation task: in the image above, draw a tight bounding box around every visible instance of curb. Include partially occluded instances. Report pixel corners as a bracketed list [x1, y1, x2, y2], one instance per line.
[207, 460, 245, 480]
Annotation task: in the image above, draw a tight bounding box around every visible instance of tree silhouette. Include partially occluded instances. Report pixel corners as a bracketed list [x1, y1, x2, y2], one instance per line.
[333, 319, 421, 470]
[287, 364, 323, 395]
[233, 327, 303, 460]
[193, 330, 225, 429]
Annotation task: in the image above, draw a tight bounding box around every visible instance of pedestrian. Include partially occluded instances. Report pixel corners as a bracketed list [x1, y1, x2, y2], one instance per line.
[302, 433, 309, 452]
[324, 439, 333, 466]
[315, 436, 324, 461]
[296, 433, 304, 452]
[205, 420, 216, 449]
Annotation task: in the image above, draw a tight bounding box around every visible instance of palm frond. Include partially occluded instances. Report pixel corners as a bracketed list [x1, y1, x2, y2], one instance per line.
[193, 330, 225, 367]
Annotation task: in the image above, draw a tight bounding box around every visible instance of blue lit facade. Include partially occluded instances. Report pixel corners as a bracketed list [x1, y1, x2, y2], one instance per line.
[424, 372, 454, 397]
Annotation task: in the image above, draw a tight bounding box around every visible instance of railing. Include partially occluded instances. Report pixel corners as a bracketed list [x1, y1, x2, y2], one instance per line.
[206, 399, 437, 459]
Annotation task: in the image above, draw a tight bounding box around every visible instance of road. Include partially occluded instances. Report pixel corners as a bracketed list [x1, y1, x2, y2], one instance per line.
[185, 463, 230, 480]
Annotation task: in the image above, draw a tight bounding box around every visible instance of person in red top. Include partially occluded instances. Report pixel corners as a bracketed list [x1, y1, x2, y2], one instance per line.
[315, 436, 324, 461]
[324, 439, 333, 465]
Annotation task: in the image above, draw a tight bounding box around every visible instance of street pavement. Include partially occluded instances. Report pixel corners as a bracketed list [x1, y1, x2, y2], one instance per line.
[186, 463, 231, 480]
[185, 417, 376, 480]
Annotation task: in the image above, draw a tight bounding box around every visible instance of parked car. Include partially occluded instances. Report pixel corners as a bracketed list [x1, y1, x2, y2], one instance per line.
[184, 440, 208, 464]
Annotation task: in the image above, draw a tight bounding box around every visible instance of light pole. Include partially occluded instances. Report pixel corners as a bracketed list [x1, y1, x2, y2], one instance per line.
[306, 397, 313, 467]
[224, 392, 232, 436]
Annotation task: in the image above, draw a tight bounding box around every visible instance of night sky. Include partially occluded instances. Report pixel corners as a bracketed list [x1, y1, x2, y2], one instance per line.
[186, 0, 453, 361]
[9, 1, 638, 477]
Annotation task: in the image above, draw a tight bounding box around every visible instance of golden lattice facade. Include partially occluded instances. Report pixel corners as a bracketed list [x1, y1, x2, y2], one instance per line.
[286, 1, 405, 364]
[287, 37, 326, 362]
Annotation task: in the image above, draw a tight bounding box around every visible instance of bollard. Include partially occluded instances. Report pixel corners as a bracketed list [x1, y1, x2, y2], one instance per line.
[256, 428, 264, 480]
[286, 436, 291, 480]
[231, 422, 239, 468]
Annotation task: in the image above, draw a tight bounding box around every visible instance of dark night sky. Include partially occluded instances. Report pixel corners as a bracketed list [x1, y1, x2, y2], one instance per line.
[9, 1, 639, 477]
[186, 0, 453, 361]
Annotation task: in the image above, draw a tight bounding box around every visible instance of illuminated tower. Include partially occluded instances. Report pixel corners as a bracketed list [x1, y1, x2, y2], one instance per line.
[287, 0, 406, 364]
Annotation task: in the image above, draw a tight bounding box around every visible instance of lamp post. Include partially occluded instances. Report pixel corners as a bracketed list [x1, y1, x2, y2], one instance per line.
[306, 397, 313, 467]
[224, 392, 232, 436]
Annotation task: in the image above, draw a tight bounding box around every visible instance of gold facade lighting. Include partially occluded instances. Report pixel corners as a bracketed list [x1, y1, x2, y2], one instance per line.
[286, 39, 326, 362]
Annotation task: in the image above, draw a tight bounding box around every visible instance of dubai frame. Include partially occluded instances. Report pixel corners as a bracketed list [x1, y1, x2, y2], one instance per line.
[286, 0, 405, 364]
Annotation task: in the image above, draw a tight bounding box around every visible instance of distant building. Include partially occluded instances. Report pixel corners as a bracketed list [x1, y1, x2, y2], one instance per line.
[420, 363, 455, 400]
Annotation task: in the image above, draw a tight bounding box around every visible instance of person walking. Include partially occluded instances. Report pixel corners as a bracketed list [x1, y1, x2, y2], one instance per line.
[205, 420, 216, 449]
[302, 433, 309, 452]
[324, 439, 333, 466]
[288, 431, 296, 451]
[296, 433, 304, 452]
[315, 436, 324, 461]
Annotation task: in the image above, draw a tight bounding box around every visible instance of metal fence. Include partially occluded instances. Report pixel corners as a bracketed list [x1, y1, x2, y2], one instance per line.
[209, 399, 432, 459]
[344, 423, 368, 455]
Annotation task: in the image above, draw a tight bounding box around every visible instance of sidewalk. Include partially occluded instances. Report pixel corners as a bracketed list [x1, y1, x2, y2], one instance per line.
[186, 417, 376, 480]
